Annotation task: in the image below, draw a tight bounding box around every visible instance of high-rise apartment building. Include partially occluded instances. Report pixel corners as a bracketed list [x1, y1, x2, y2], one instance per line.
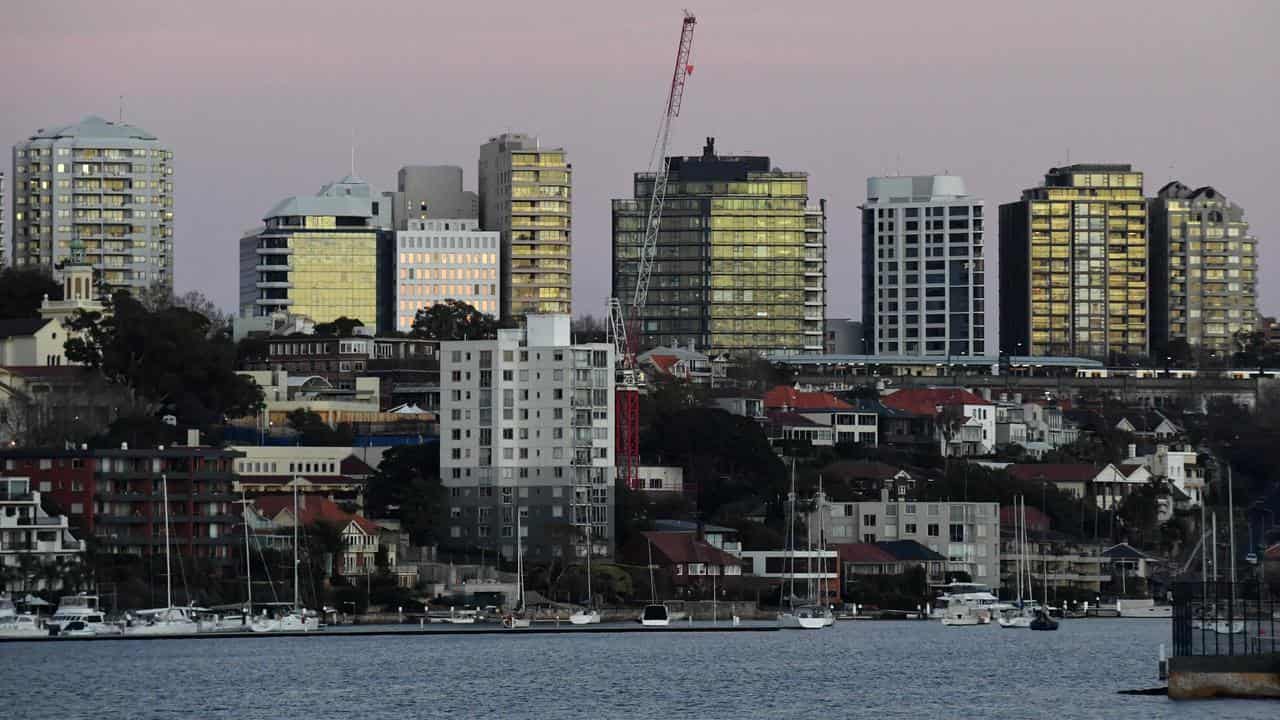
[389, 165, 478, 230]
[439, 315, 614, 561]
[860, 176, 985, 357]
[11, 115, 173, 291]
[478, 134, 572, 319]
[1148, 182, 1257, 358]
[612, 138, 826, 356]
[392, 218, 500, 332]
[239, 175, 391, 328]
[999, 164, 1148, 360]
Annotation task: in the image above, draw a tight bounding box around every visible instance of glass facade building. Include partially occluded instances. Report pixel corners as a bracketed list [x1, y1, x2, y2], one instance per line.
[239, 175, 389, 328]
[612, 138, 826, 357]
[1000, 164, 1148, 361]
[1149, 182, 1257, 358]
[478, 134, 572, 320]
[860, 176, 985, 357]
[11, 115, 173, 291]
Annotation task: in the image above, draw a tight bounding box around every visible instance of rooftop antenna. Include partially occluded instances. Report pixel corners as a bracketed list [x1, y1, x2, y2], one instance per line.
[118, 95, 125, 123]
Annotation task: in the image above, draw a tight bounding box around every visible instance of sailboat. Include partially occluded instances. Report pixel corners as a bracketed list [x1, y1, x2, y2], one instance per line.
[999, 496, 1035, 629]
[1029, 532, 1059, 631]
[504, 507, 531, 629]
[569, 525, 601, 625]
[127, 473, 199, 636]
[252, 481, 319, 632]
[638, 538, 672, 626]
[779, 462, 828, 630]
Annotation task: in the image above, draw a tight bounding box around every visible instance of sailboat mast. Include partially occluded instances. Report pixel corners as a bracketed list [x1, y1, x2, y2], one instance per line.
[787, 459, 796, 610]
[647, 538, 657, 604]
[516, 505, 524, 610]
[242, 487, 252, 615]
[293, 480, 300, 612]
[584, 524, 592, 609]
[162, 473, 173, 608]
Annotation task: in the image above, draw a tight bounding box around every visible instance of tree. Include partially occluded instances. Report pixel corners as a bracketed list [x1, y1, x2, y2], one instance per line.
[0, 266, 60, 319]
[64, 290, 263, 425]
[285, 409, 354, 446]
[410, 300, 499, 341]
[136, 283, 231, 336]
[314, 316, 365, 337]
[367, 444, 446, 546]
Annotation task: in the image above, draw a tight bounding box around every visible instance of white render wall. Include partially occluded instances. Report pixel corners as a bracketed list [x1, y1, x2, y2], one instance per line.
[439, 319, 614, 560]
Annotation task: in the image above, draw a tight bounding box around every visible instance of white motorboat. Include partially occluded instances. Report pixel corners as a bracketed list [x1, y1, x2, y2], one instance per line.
[568, 609, 601, 625]
[930, 583, 1002, 620]
[639, 604, 671, 626]
[0, 613, 47, 638]
[126, 606, 199, 636]
[941, 604, 990, 627]
[780, 605, 831, 630]
[47, 594, 120, 636]
[1116, 598, 1173, 618]
[444, 607, 478, 625]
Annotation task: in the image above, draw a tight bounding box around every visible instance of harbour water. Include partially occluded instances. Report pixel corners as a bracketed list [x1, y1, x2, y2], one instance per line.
[1, 619, 1274, 718]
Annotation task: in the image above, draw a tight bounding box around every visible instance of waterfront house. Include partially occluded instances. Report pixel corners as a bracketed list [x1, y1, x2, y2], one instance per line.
[254, 494, 389, 578]
[835, 540, 947, 590]
[621, 531, 743, 594]
[0, 476, 85, 592]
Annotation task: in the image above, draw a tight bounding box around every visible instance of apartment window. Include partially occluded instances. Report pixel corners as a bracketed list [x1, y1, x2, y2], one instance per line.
[927, 523, 939, 537]
[862, 514, 876, 527]
[949, 524, 965, 542]
[904, 523, 917, 534]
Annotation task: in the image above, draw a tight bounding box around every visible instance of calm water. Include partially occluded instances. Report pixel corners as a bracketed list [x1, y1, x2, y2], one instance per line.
[1, 619, 1274, 719]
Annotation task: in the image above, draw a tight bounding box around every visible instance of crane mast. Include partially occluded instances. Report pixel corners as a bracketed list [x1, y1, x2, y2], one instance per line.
[611, 11, 697, 490]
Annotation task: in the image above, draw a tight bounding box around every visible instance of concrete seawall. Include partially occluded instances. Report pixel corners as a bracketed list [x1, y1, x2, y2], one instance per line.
[1168, 655, 1280, 700]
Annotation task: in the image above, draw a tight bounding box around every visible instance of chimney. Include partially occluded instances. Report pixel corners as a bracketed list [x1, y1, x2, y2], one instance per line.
[121, 442, 128, 450]
[1127, 443, 1136, 460]
[702, 137, 716, 158]
[186, 429, 201, 447]
[880, 487, 890, 503]
[1013, 393, 1022, 404]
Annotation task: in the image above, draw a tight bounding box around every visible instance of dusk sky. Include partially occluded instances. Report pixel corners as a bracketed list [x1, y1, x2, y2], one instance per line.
[5, 1, 1278, 321]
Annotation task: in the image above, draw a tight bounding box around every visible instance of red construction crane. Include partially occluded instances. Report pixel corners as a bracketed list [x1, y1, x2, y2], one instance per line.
[610, 11, 697, 490]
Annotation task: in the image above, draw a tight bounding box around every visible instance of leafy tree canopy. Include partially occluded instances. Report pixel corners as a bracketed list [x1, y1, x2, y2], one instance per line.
[0, 266, 60, 319]
[410, 300, 499, 341]
[285, 409, 354, 446]
[314, 316, 365, 337]
[367, 443, 446, 546]
[64, 290, 263, 425]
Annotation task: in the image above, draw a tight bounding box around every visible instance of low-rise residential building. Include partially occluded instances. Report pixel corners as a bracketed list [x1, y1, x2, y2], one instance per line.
[1127, 443, 1204, 508]
[230, 446, 375, 509]
[818, 460, 918, 501]
[0, 476, 85, 591]
[1000, 532, 1112, 597]
[712, 396, 765, 421]
[881, 387, 995, 456]
[739, 548, 838, 589]
[634, 466, 684, 495]
[652, 520, 742, 555]
[835, 540, 947, 590]
[637, 345, 714, 385]
[254, 493, 389, 577]
[1111, 409, 1182, 440]
[622, 531, 743, 594]
[809, 489, 1001, 590]
[764, 386, 878, 446]
[1006, 462, 1151, 510]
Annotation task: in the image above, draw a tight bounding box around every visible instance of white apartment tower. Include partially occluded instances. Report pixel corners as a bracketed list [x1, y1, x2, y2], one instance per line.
[11, 116, 173, 291]
[393, 219, 500, 332]
[440, 315, 614, 561]
[861, 176, 985, 357]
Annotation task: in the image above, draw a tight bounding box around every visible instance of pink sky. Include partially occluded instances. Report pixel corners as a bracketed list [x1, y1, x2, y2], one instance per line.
[4, 0, 1278, 322]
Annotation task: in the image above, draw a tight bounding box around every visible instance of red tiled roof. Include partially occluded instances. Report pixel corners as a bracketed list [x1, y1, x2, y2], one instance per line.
[1265, 543, 1280, 561]
[1007, 463, 1101, 484]
[999, 505, 1052, 531]
[834, 543, 897, 564]
[254, 493, 379, 534]
[881, 388, 990, 415]
[647, 355, 680, 375]
[766, 410, 821, 427]
[764, 386, 854, 412]
[642, 531, 740, 567]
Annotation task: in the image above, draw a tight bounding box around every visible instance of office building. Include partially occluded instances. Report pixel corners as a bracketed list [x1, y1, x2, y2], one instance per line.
[860, 176, 985, 357]
[1148, 182, 1257, 358]
[999, 164, 1148, 360]
[478, 133, 572, 319]
[389, 165, 478, 230]
[824, 319, 865, 355]
[11, 115, 173, 291]
[808, 489, 1001, 590]
[611, 137, 826, 356]
[239, 175, 391, 329]
[393, 219, 500, 331]
[439, 315, 614, 561]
